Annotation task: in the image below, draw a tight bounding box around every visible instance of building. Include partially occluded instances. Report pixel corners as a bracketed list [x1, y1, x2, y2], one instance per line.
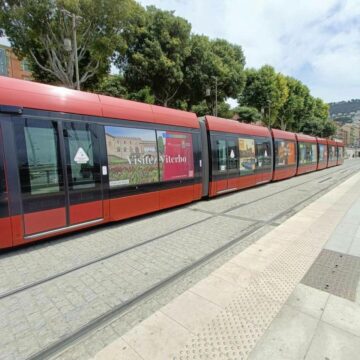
[336, 122, 360, 147]
[0, 44, 32, 80]
[106, 133, 158, 161]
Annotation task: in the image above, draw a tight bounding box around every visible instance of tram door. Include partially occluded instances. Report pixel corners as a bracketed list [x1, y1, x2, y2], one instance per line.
[14, 118, 103, 237]
[213, 136, 239, 193]
[0, 125, 12, 248]
[62, 122, 103, 225]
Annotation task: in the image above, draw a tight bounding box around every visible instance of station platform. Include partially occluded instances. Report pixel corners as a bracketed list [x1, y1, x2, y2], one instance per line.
[93, 171, 360, 360]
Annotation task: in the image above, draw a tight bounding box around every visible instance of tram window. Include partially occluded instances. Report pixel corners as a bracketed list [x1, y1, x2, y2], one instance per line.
[227, 140, 239, 170]
[216, 139, 227, 172]
[256, 139, 272, 169]
[0, 148, 5, 194]
[105, 126, 158, 187]
[239, 137, 255, 175]
[275, 140, 296, 166]
[21, 121, 62, 195]
[157, 130, 194, 181]
[338, 147, 343, 159]
[329, 146, 336, 160]
[318, 144, 326, 161]
[65, 124, 98, 190]
[311, 144, 317, 163]
[0, 166, 4, 194]
[299, 142, 316, 165]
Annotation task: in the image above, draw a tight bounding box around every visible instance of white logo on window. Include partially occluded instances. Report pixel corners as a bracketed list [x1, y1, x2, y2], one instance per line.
[74, 147, 90, 164]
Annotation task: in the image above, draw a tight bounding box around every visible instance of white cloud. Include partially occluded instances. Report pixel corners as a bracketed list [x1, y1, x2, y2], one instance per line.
[138, 0, 360, 102]
[0, 37, 10, 46]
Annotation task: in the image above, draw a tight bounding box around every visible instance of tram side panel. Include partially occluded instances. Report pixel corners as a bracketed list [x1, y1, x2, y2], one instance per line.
[105, 123, 202, 221]
[204, 116, 273, 197]
[271, 129, 297, 181]
[336, 143, 345, 165]
[296, 134, 318, 175]
[327, 140, 337, 167]
[0, 120, 13, 248]
[316, 137, 328, 170]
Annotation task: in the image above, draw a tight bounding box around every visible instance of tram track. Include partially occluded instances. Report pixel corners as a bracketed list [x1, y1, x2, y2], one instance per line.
[23, 164, 360, 360]
[218, 163, 357, 214]
[0, 163, 358, 303]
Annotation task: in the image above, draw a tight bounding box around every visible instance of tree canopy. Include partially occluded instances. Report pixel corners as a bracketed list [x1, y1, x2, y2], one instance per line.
[0, 0, 141, 89]
[116, 5, 192, 107]
[0, 1, 337, 137]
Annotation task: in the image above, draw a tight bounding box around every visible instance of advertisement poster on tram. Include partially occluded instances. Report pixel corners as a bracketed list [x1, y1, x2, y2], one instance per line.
[158, 131, 194, 181]
[239, 138, 255, 175]
[105, 127, 194, 187]
[277, 141, 296, 165]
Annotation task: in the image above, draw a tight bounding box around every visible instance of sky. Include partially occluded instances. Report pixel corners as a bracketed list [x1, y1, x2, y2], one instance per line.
[138, 0, 360, 103]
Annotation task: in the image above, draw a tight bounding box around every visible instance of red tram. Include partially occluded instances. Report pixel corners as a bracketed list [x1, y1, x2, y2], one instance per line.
[0, 77, 345, 249]
[271, 129, 297, 181]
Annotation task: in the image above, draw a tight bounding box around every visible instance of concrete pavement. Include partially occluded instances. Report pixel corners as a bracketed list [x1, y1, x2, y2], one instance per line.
[93, 170, 360, 360]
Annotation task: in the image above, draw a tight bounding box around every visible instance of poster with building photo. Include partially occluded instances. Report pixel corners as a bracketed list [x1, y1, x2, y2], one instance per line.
[239, 138, 255, 175]
[105, 126, 159, 187]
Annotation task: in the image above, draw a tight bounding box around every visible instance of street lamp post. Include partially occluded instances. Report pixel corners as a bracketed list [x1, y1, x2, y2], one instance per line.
[61, 9, 82, 90]
[72, 14, 80, 91]
[214, 76, 218, 117]
[205, 76, 219, 117]
[267, 99, 272, 129]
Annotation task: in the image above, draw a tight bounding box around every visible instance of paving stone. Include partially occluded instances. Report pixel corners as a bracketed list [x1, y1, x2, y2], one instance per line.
[247, 305, 318, 360]
[305, 321, 360, 360]
[0, 161, 358, 360]
[322, 294, 360, 337]
[286, 283, 329, 319]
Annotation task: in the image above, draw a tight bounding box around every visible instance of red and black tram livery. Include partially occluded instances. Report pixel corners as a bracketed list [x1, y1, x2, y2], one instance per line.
[0, 77, 345, 249]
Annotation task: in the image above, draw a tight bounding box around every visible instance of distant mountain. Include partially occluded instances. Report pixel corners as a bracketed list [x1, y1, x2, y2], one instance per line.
[329, 100, 360, 123]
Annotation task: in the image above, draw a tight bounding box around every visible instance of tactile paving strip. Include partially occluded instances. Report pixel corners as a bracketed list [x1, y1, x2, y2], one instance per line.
[173, 235, 333, 360]
[301, 249, 360, 301]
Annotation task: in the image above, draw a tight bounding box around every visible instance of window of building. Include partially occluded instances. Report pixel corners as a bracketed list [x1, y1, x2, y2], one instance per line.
[239, 138, 255, 175]
[0, 48, 8, 76]
[21, 59, 31, 72]
[275, 140, 296, 166]
[105, 126, 158, 187]
[157, 130, 194, 181]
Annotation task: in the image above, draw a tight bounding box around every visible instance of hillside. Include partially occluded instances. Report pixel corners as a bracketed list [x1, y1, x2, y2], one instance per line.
[329, 99, 360, 121]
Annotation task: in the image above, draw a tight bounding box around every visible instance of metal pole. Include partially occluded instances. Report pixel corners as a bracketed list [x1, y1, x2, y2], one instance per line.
[73, 14, 80, 90]
[215, 77, 218, 117]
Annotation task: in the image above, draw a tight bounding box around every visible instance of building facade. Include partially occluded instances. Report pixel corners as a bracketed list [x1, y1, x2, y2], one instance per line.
[335, 123, 360, 147]
[0, 44, 32, 80]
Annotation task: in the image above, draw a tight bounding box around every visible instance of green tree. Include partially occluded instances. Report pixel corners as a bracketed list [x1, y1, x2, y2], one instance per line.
[277, 77, 307, 131]
[95, 75, 128, 98]
[240, 65, 288, 127]
[233, 106, 262, 123]
[116, 6, 192, 107]
[191, 100, 234, 118]
[321, 119, 337, 138]
[0, 0, 140, 89]
[182, 35, 246, 115]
